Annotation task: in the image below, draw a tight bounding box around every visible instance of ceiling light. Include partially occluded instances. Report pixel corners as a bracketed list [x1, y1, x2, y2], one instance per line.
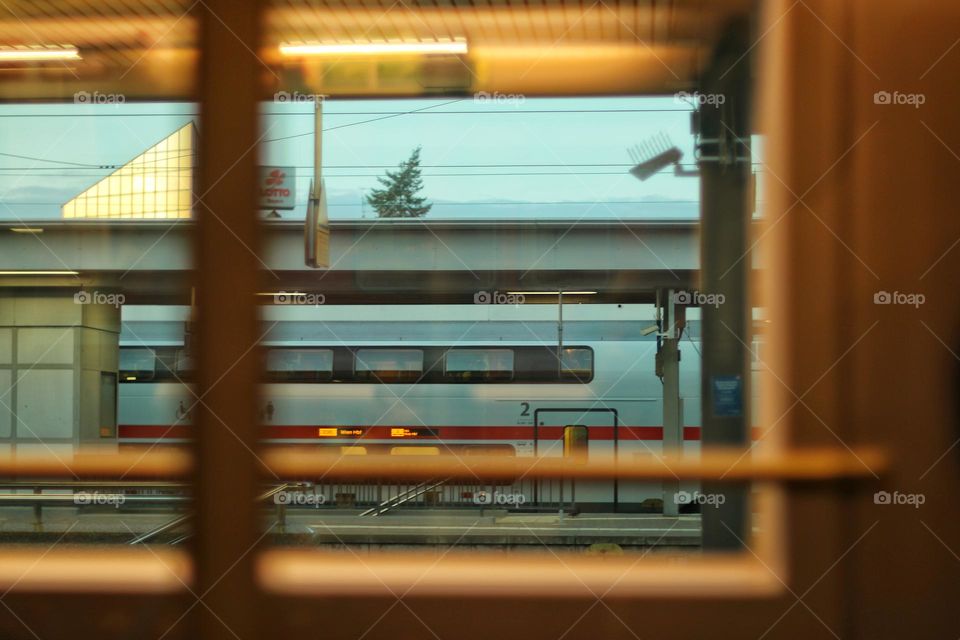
[9, 227, 43, 233]
[0, 270, 79, 276]
[0, 46, 80, 61]
[279, 40, 467, 56]
[507, 291, 597, 295]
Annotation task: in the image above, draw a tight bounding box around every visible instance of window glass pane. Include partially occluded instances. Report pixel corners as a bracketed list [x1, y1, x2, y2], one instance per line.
[267, 348, 333, 381]
[560, 348, 593, 380]
[0, 97, 198, 545]
[119, 348, 157, 381]
[354, 349, 423, 382]
[175, 349, 194, 375]
[0, 0, 199, 549]
[444, 349, 513, 381]
[254, 86, 761, 556]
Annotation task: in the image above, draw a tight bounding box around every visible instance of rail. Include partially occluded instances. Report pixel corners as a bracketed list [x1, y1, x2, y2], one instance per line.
[359, 478, 450, 516]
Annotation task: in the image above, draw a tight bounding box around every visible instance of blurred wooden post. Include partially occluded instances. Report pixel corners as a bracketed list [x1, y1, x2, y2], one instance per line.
[193, 1, 264, 639]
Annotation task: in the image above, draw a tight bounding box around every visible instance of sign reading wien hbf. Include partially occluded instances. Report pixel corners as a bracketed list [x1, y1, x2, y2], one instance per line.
[258, 166, 296, 210]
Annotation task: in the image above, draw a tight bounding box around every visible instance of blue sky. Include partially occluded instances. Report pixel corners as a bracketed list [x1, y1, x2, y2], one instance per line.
[0, 96, 701, 220]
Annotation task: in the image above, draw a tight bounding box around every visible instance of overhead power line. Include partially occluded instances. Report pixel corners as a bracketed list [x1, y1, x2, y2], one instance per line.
[0, 151, 114, 169]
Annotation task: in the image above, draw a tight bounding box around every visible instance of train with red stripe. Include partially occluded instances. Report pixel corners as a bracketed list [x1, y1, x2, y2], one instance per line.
[118, 304, 759, 510]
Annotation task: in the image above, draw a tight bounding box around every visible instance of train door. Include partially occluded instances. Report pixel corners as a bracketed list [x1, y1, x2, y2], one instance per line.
[533, 408, 619, 512]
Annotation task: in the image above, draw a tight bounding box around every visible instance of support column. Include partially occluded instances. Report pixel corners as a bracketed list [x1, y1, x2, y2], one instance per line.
[0, 293, 120, 457]
[698, 19, 753, 550]
[660, 290, 684, 516]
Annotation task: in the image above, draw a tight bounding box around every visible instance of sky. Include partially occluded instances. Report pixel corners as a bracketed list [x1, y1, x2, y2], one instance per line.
[0, 96, 704, 220]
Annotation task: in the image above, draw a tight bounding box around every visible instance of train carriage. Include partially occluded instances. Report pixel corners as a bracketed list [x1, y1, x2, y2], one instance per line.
[118, 303, 757, 510]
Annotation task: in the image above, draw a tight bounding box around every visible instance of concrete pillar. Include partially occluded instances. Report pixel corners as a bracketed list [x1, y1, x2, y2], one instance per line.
[0, 293, 121, 457]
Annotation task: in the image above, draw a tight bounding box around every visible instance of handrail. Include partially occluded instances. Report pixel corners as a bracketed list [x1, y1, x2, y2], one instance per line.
[128, 482, 310, 545]
[359, 478, 449, 516]
[128, 514, 192, 545]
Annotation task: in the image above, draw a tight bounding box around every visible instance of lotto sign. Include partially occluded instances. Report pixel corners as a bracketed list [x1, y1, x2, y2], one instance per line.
[259, 166, 296, 210]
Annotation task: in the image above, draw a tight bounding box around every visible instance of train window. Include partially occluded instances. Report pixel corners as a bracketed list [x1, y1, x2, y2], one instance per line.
[266, 349, 333, 382]
[354, 348, 423, 382]
[514, 346, 594, 382]
[560, 348, 593, 381]
[119, 348, 156, 381]
[443, 348, 514, 382]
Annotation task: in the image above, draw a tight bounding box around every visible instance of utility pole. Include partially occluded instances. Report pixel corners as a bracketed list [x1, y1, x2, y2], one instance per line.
[305, 97, 329, 268]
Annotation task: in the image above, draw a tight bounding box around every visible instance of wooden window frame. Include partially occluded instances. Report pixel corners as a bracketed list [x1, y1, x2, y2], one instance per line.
[13, 0, 960, 638]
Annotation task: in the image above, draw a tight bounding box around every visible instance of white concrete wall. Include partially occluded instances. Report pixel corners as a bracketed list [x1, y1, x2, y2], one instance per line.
[0, 295, 120, 453]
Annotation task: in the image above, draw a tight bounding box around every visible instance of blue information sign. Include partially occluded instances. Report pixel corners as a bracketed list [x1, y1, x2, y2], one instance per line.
[712, 375, 743, 417]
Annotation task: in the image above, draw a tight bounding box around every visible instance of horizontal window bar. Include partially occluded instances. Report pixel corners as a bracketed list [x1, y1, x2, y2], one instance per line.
[0, 449, 191, 478]
[0, 448, 884, 482]
[259, 551, 783, 599]
[0, 549, 189, 594]
[261, 447, 886, 482]
[0, 548, 780, 600]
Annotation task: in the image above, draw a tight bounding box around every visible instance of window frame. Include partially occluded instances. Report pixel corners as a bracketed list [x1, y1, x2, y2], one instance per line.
[0, 1, 927, 639]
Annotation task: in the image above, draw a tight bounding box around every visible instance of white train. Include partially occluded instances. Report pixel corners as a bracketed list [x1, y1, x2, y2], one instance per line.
[118, 304, 757, 510]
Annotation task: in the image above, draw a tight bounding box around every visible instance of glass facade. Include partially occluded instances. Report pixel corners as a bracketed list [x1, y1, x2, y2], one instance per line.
[62, 122, 195, 219]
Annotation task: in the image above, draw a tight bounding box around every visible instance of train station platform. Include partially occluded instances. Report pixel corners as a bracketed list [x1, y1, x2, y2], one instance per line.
[0, 507, 702, 551]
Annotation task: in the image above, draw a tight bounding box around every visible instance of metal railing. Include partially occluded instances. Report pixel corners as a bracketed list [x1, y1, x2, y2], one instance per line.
[130, 482, 311, 545]
[359, 478, 450, 516]
[0, 476, 590, 544]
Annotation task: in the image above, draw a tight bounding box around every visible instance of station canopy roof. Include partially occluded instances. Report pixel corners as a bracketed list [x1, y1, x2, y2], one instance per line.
[0, 0, 752, 100]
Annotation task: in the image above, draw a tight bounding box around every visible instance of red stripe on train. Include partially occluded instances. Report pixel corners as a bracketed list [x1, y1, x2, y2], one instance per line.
[118, 425, 704, 441]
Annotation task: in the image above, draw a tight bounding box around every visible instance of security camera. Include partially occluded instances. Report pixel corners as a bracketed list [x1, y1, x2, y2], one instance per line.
[627, 133, 698, 181]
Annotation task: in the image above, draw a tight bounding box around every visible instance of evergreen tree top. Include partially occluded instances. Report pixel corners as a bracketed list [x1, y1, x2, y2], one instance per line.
[365, 146, 432, 218]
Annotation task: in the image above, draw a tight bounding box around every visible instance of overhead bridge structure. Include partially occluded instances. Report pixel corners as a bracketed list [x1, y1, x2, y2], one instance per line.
[0, 218, 739, 304]
[0, 217, 758, 459]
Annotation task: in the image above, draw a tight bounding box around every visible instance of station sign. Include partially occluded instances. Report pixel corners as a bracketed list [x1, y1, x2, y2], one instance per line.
[390, 427, 438, 438]
[317, 427, 365, 438]
[259, 166, 296, 210]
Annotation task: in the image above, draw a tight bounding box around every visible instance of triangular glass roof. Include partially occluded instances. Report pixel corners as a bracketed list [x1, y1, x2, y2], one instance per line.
[62, 122, 196, 219]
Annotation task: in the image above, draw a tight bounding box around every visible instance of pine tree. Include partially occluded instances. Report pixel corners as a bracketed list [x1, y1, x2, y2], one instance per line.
[366, 146, 432, 218]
